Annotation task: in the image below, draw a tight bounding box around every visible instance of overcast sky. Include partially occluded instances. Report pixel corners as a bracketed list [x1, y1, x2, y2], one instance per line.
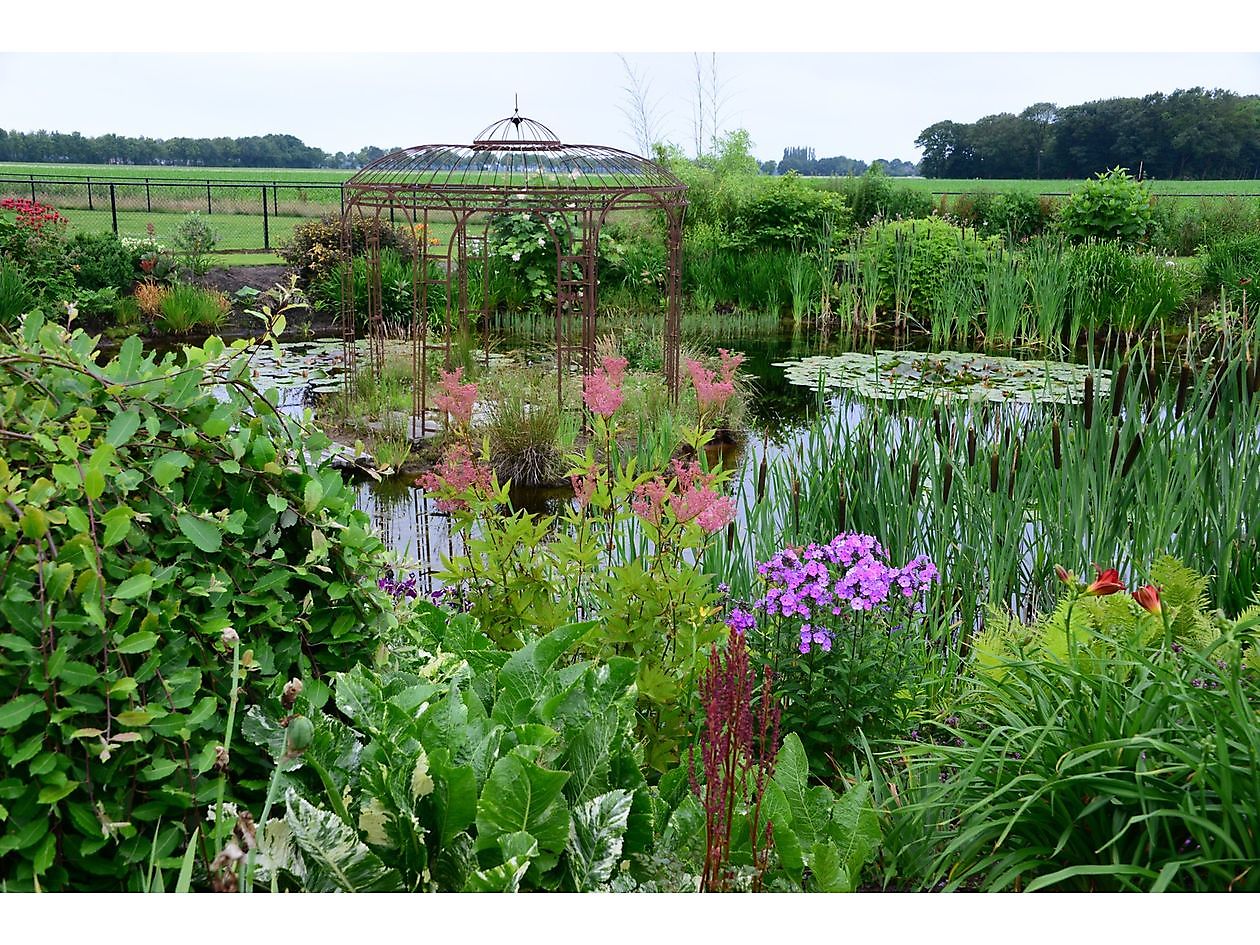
[3, 52, 1258, 163]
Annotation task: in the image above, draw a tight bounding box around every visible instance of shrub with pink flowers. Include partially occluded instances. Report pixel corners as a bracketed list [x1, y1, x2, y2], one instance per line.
[731, 532, 939, 771]
[416, 441, 494, 513]
[434, 366, 478, 429]
[582, 355, 628, 417]
[686, 348, 745, 424]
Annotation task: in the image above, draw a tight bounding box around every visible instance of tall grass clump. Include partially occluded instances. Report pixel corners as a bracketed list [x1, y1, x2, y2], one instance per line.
[157, 283, 230, 333]
[980, 249, 1026, 345]
[1022, 235, 1072, 347]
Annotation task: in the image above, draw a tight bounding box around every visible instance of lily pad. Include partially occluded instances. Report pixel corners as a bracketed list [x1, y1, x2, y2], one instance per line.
[774, 350, 1110, 405]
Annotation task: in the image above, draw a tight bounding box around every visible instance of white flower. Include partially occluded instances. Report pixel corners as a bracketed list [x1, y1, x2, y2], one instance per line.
[520, 212, 530, 220]
[512, 252, 521, 262]
[64, 302, 78, 318]
[537, 237, 546, 247]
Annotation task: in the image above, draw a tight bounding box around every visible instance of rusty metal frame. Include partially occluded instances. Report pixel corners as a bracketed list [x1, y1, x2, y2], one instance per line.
[340, 109, 687, 437]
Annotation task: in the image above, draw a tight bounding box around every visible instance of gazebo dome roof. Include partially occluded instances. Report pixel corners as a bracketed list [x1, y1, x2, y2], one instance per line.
[343, 110, 686, 207]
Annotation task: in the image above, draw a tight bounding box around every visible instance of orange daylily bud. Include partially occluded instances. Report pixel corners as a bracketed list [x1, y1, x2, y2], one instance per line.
[1084, 564, 1125, 596]
[1132, 584, 1162, 615]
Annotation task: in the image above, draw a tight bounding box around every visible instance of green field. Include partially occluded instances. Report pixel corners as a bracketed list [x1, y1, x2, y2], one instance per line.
[818, 177, 1260, 196]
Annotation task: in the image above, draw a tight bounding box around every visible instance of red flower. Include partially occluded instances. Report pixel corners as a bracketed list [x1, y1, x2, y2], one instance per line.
[1054, 564, 1072, 585]
[1084, 564, 1126, 596]
[1132, 584, 1162, 615]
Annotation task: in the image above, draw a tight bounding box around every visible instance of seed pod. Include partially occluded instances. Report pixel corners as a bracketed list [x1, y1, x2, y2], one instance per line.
[285, 716, 315, 755]
[1119, 430, 1144, 478]
[1174, 363, 1191, 419]
[726, 520, 736, 552]
[1084, 374, 1094, 430]
[1108, 429, 1121, 474]
[1111, 362, 1128, 419]
[909, 460, 921, 497]
[1051, 420, 1062, 470]
[933, 407, 942, 444]
[942, 460, 954, 503]
[282, 678, 303, 710]
[1007, 444, 1020, 500]
[755, 453, 767, 504]
[967, 426, 977, 466]
[989, 450, 1000, 494]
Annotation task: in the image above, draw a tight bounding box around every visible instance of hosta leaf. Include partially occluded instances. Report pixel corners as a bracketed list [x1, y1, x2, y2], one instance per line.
[282, 788, 399, 892]
[566, 789, 632, 891]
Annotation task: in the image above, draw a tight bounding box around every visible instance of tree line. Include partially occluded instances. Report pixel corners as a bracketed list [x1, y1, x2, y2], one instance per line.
[761, 146, 918, 177]
[0, 129, 401, 170]
[916, 87, 1260, 180]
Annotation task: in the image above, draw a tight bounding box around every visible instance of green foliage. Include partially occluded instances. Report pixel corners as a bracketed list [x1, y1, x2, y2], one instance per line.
[279, 214, 419, 286]
[64, 232, 139, 293]
[170, 213, 218, 279]
[1149, 196, 1260, 257]
[157, 282, 230, 333]
[899, 562, 1260, 891]
[1197, 232, 1260, 305]
[0, 314, 395, 890]
[1058, 167, 1155, 245]
[480, 375, 568, 488]
[1067, 242, 1195, 335]
[0, 256, 36, 326]
[311, 248, 447, 332]
[728, 173, 851, 251]
[856, 217, 999, 316]
[839, 165, 935, 228]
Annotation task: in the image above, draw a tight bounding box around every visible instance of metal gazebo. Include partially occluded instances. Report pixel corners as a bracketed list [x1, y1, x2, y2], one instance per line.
[339, 107, 688, 435]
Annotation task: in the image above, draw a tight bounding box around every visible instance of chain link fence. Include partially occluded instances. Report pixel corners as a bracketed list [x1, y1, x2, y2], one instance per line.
[0, 174, 346, 254]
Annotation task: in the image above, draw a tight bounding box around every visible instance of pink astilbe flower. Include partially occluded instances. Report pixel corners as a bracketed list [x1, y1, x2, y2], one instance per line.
[434, 367, 477, 427]
[570, 465, 599, 510]
[686, 348, 744, 412]
[582, 355, 628, 417]
[630, 477, 669, 525]
[632, 459, 735, 534]
[416, 442, 493, 513]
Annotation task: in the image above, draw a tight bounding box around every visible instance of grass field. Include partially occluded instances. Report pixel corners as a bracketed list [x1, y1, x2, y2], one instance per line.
[817, 177, 1260, 196]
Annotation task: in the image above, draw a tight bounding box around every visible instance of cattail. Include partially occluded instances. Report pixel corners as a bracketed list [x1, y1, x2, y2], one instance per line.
[837, 485, 847, 531]
[942, 460, 954, 503]
[1111, 362, 1128, 419]
[909, 460, 921, 497]
[1119, 430, 1143, 478]
[1084, 374, 1094, 429]
[1174, 363, 1191, 419]
[1007, 443, 1020, 500]
[726, 520, 736, 552]
[1108, 429, 1121, 473]
[989, 450, 1000, 493]
[932, 407, 942, 444]
[967, 426, 977, 466]
[1051, 420, 1062, 469]
[755, 453, 767, 504]
[1207, 370, 1222, 419]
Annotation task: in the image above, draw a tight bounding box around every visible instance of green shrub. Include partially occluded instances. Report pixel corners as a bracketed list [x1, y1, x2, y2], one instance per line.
[280, 215, 422, 287]
[170, 213, 218, 278]
[1058, 167, 1155, 245]
[0, 315, 395, 890]
[897, 559, 1260, 892]
[157, 282, 230, 333]
[1198, 233, 1260, 305]
[1149, 196, 1260, 257]
[856, 217, 999, 315]
[729, 173, 851, 250]
[978, 191, 1056, 243]
[64, 232, 139, 293]
[310, 247, 446, 331]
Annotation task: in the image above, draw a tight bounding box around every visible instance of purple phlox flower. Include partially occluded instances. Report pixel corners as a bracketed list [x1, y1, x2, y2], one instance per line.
[726, 608, 756, 634]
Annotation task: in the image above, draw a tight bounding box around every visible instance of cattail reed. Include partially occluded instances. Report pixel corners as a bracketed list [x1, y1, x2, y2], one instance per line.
[1007, 443, 1020, 500]
[1119, 430, 1143, 478]
[755, 453, 767, 505]
[1111, 362, 1128, 418]
[1051, 420, 1062, 469]
[1175, 363, 1191, 418]
[933, 407, 942, 444]
[967, 426, 977, 466]
[726, 520, 736, 552]
[942, 460, 954, 503]
[909, 460, 921, 497]
[1108, 428, 1121, 473]
[837, 485, 847, 531]
[989, 450, 1000, 493]
[1084, 374, 1094, 429]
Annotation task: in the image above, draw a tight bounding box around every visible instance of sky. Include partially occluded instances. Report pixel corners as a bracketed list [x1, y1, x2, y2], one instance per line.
[3, 51, 1258, 164]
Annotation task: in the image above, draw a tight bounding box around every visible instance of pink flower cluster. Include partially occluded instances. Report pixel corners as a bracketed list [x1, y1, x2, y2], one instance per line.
[632, 459, 736, 534]
[416, 442, 493, 513]
[570, 465, 599, 509]
[686, 349, 744, 412]
[434, 367, 477, 427]
[582, 356, 628, 417]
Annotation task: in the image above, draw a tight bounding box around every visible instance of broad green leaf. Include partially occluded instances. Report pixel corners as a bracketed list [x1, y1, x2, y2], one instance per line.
[464, 856, 530, 892]
[0, 694, 45, 730]
[151, 451, 191, 488]
[829, 780, 881, 882]
[431, 751, 477, 848]
[773, 733, 833, 850]
[475, 755, 570, 857]
[116, 709, 154, 726]
[566, 789, 632, 891]
[116, 631, 159, 654]
[37, 781, 80, 805]
[809, 841, 854, 893]
[114, 573, 155, 599]
[494, 621, 592, 721]
[303, 479, 324, 513]
[177, 514, 222, 553]
[105, 409, 142, 448]
[282, 788, 399, 892]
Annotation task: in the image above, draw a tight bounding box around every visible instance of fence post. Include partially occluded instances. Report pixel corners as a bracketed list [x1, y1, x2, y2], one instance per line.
[145, 179, 151, 212]
[272, 183, 278, 216]
[206, 182, 212, 215]
[87, 177, 93, 211]
[262, 185, 270, 251]
[109, 184, 118, 236]
[29, 175, 35, 202]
